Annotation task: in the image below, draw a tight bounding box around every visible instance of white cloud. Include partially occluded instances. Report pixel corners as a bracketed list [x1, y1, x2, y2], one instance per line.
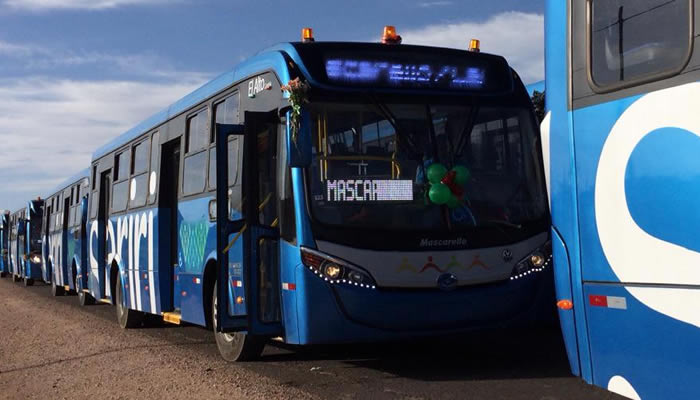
[2, 0, 174, 11]
[0, 75, 206, 210]
[417, 1, 453, 8]
[400, 12, 544, 84]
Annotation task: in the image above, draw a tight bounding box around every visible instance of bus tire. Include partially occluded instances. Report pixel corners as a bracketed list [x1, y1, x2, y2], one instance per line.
[76, 274, 94, 306]
[211, 282, 265, 362]
[51, 281, 65, 296]
[115, 276, 143, 329]
[0, 271, 7, 278]
[24, 278, 34, 286]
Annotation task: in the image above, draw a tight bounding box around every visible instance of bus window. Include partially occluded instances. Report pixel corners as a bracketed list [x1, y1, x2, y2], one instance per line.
[112, 181, 128, 212]
[115, 151, 130, 182]
[130, 174, 148, 208]
[227, 137, 243, 219]
[208, 148, 216, 190]
[183, 151, 207, 196]
[148, 132, 160, 204]
[132, 139, 150, 175]
[186, 110, 209, 153]
[590, 0, 691, 88]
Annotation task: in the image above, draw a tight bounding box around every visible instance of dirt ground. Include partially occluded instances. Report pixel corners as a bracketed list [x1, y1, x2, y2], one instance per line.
[0, 279, 314, 400]
[0, 278, 621, 400]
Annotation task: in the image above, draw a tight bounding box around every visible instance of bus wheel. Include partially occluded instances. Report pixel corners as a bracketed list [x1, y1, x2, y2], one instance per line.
[76, 275, 94, 306]
[115, 277, 143, 329]
[211, 282, 264, 362]
[0, 271, 7, 278]
[51, 281, 65, 296]
[24, 278, 34, 287]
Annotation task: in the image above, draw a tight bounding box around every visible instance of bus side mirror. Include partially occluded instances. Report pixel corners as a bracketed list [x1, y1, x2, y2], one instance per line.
[287, 109, 312, 167]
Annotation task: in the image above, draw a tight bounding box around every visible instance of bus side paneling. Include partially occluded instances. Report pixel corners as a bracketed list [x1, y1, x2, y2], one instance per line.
[559, 0, 700, 397]
[544, 0, 587, 379]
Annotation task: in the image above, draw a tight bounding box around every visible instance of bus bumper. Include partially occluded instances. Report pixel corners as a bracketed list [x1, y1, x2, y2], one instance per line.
[289, 262, 553, 345]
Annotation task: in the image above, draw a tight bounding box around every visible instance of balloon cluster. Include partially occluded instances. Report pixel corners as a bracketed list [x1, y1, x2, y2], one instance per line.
[426, 163, 471, 209]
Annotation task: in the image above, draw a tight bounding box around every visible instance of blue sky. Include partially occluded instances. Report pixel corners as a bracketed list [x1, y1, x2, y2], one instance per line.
[0, 0, 544, 211]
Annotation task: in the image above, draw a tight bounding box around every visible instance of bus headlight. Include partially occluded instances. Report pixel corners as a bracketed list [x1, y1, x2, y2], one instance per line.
[300, 247, 377, 289]
[510, 241, 552, 280]
[29, 252, 42, 264]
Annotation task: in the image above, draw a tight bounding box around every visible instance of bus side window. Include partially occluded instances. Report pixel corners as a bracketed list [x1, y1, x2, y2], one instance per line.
[227, 137, 243, 220]
[277, 125, 295, 243]
[589, 0, 691, 89]
[148, 132, 160, 205]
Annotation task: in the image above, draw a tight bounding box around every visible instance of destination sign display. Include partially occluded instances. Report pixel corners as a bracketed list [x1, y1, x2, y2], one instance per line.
[326, 179, 413, 202]
[325, 58, 486, 90]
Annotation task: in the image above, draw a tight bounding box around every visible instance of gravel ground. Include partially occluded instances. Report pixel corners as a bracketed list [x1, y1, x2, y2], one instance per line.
[0, 278, 622, 400]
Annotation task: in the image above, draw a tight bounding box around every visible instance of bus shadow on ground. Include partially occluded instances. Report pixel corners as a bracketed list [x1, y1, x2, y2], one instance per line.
[261, 326, 572, 382]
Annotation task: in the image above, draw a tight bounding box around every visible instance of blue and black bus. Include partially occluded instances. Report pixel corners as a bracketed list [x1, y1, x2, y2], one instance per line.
[0, 211, 9, 278]
[42, 170, 92, 302]
[8, 201, 43, 286]
[545, 1, 699, 398]
[80, 28, 550, 361]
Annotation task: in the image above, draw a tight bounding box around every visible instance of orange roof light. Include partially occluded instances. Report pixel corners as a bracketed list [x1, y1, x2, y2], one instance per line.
[382, 25, 402, 44]
[469, 38, 481, 52]
[302, 27, 315, 43]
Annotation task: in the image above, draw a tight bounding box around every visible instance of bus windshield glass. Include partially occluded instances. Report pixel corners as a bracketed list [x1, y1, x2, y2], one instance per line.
[308, 101, 547, 233]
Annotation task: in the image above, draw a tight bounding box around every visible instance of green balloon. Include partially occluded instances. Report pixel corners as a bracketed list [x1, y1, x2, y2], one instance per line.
[452, 165, 471, 186]
[429, 183, 451, 205]
[426, 163, 447, 184]
[447, 195, 460, 209]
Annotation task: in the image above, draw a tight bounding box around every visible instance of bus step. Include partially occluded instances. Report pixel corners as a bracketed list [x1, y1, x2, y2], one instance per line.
[162, 312, 181, 325]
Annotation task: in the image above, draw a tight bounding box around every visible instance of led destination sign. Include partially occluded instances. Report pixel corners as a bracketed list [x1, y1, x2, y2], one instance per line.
[325, 58, 485, 90]
[326, 179, 413, 202]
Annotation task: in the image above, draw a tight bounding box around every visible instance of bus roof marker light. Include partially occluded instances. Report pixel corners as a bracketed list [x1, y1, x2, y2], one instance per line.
[302, 27, 314, 43]
[381, 26, 402, 44]
[469, 39, 480, 52]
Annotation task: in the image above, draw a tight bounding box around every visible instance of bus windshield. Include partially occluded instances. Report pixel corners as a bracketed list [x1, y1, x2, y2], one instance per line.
[308, 100, 547, 235]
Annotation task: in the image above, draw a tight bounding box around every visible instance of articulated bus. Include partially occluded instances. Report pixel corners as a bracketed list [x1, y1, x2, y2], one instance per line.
[8, 201, 44, 285]
[42, 170, 92, 301]
[545, 1, 700, 398]
[32, 28, 549, 361]
[0, 211, 9, 278]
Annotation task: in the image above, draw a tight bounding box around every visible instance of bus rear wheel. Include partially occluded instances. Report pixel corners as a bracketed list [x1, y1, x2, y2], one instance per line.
[211, 282, 265, 362]
[76, 275, 94, 306]
[116, 277, 143, 329]
[51, 281, 64, 296]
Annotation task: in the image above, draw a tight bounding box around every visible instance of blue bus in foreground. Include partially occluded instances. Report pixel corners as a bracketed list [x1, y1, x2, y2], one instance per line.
[42, 170, 91, 302]
[545, 1, 700, 398]
[3, 28, 551, 361]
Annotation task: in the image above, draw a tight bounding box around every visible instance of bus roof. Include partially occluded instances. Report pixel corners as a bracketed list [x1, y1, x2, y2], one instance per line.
[43, 168, 90, 200]
[91, 42, 512, 160]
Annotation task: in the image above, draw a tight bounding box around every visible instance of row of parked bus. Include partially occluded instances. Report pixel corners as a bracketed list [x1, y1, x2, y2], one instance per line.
[0, 27, 554, 363]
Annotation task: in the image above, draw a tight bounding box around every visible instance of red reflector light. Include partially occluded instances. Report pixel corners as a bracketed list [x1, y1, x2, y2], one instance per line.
[556, 299, 573, 310]
[589, 295, 608, 307]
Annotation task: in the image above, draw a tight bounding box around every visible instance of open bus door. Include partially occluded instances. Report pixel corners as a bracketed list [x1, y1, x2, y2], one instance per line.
[215, 110, 283, 337]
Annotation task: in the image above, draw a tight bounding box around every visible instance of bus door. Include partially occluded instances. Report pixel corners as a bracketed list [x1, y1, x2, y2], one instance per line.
[215, 110, 283, 335]
[159, 138, 181, 312]
[61, 196, 70, 286]
[43, 202, 52, 282]
[98, 170, 111, 299]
